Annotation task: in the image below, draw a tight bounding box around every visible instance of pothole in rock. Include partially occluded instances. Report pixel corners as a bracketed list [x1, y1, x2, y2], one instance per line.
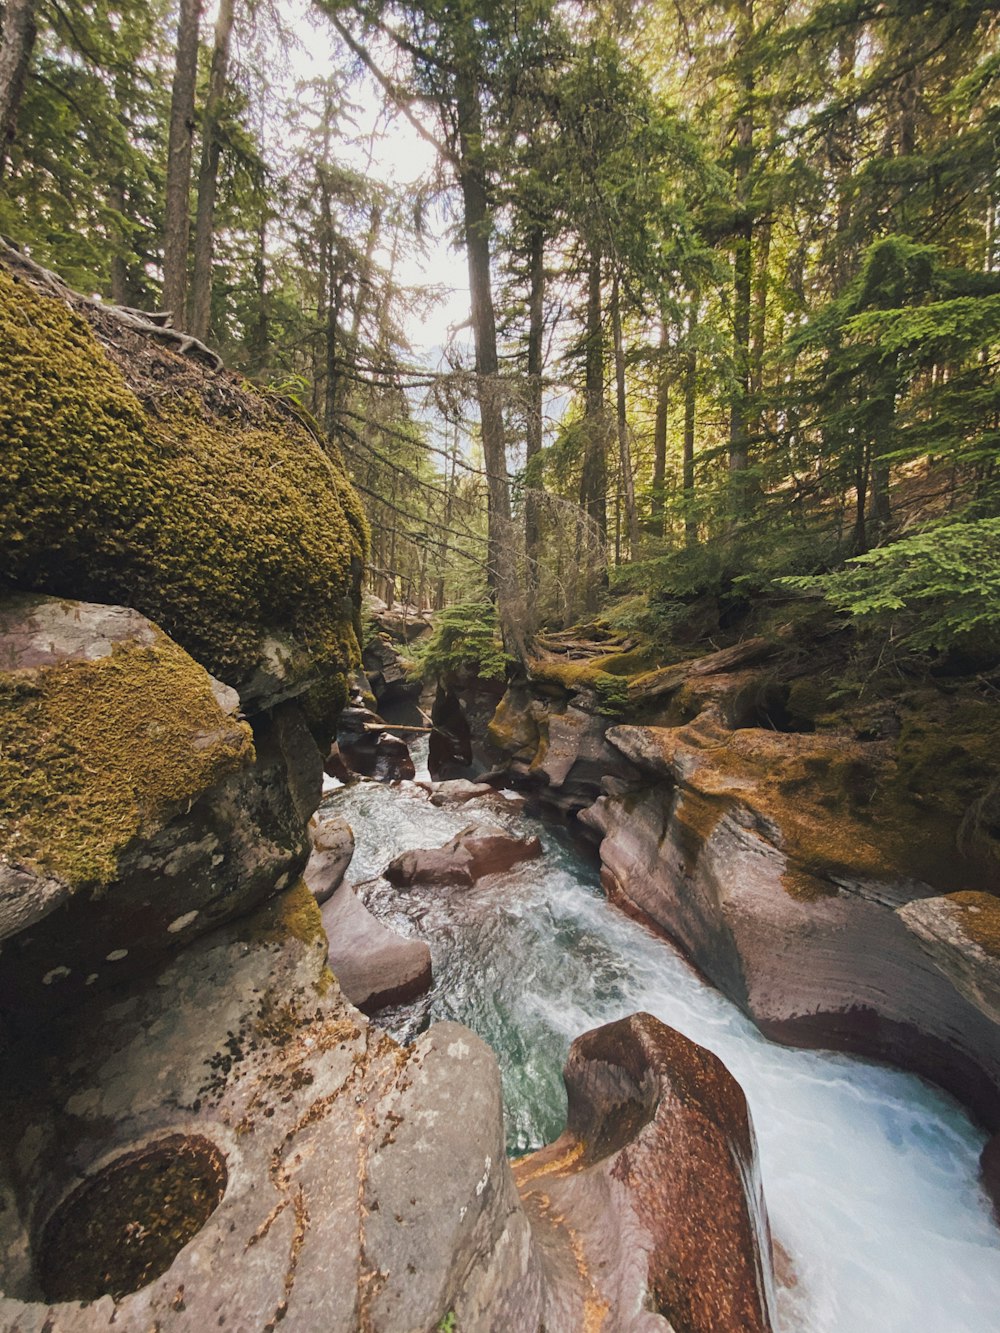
[37, 1134, 227, 1303]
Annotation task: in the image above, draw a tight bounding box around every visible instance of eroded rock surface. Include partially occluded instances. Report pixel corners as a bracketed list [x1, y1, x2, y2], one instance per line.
[580, 720, 1000, 1137]
[429, 778, 496, 806]
[0, 885, 540, 1332]
[386, 825, 543, 887]
[321, 882, 432, 1013]
[514, 1012, 776, 1333]
[304, 817, 355, 905]
[484, 656, 1000, 1214]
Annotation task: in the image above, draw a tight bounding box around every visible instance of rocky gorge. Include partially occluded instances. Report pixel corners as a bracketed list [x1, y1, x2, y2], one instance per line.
[458, 621, 1000, 1223]
[0, 247, 784, 1330]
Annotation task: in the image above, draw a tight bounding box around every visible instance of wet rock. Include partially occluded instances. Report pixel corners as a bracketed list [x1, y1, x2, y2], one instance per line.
[429, 669, 507, 781]
[515, 1012, 776, 1333]
[323, 740, 353, 782]
[385, 826, 543, 888]
[487, 682, 634, 817]
[322, 883, 432, 1013]
[304, 818, 355, 905]
[362, 633, 421, 708]
[336, 706, 415, 781]
[370, 602, 434, 643]
[429, 779, 496, 806]
[0, 596, 313, 1030]
[374, 731, 416, 782]
[580, 720, 1000, 1140]
[0, 884, 543, 1331]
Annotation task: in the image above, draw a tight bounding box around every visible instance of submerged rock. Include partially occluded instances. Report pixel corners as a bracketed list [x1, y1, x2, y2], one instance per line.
[515, 1012, 776, 1333]
[385, 825, 543, 887]
[429, 778, 496, 806]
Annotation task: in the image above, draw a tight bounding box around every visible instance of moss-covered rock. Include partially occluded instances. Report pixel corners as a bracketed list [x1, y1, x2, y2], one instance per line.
[0, 263, 367, 726]
[0, 596, 315, 1028]
[0, 598, 253, 890]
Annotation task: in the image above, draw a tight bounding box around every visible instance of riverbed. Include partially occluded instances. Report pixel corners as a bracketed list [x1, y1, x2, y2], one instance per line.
[319, 746, 1000, 1331]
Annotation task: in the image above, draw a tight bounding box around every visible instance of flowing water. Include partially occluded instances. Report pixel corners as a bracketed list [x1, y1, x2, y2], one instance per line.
[319, 740, 1000, 1331]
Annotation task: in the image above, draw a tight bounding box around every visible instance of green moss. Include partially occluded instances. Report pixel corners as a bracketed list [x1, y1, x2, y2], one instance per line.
[0, 634, 253, 886]
[527, 660, 631, 716]
[244, 879, 328, 951]
[894, 694, 1000, 820]
[0, 270, 365, 712]
[594, 645, 659, 676]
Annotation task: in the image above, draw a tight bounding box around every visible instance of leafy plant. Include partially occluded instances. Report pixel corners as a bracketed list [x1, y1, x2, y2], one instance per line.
[783, 518, 1000, 655]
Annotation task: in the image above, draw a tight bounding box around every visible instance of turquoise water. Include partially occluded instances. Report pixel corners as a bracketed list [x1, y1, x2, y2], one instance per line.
[319, 757, 1000, 1332]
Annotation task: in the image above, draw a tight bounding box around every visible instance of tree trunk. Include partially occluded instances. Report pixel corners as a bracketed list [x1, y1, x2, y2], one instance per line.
[524, 225, 544, 585]
[162, 0, 202, 322]
[455, 55, 525, 659]
[335, 204, 382, 414]
[109, 181, 128, 305]
[579, 245, 607, 538]
[324, 272, 343, 438]
[0, 0, 36, 180]
[611, 271, 640, 559]
[650, 317, 670, 536]
[749, 214, 770, 437]
[728, 0, 754, 511]
[684, 299, 698, 548]
[248, 208, 268, 375]
[188, 0, 235, 340]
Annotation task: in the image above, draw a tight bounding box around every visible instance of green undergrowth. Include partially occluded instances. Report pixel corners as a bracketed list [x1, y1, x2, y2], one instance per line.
[0, 634, 253, 887]
[0, 269, 366, 712]
[409, 601, 512, 682]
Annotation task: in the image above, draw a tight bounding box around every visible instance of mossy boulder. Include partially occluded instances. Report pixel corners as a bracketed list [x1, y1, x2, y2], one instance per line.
[0, 260, 367, 730]
[0, 596, 315, 1029]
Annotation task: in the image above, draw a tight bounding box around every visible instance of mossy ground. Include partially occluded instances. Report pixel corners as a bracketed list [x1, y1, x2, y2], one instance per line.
[527, 660, 631, 716]
[0, 267, 366, 716]
[241, 879, 328, 952]
[0, 634, 253, 886]
[943, 892, 1000, 958]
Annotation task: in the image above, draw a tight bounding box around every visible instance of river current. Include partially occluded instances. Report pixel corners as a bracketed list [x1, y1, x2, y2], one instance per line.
[319, 740, 1000, 1331]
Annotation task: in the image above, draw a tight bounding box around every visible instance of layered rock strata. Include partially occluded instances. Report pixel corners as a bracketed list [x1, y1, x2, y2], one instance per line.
[484, 661, 1000, 1211]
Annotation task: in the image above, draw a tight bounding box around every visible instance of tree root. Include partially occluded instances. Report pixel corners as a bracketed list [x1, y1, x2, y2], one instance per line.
[0, 235, 224, 371]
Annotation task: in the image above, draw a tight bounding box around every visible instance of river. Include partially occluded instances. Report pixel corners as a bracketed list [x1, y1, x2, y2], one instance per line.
[318, 740, 1000, 1331]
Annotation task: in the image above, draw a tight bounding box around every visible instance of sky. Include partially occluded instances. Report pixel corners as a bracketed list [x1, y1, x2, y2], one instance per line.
[281, 2, 473, 363]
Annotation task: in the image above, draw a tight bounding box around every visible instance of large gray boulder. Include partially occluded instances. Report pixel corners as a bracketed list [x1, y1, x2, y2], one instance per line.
[0, 884, 543, 1331]
[0, 596, 322, 1031]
